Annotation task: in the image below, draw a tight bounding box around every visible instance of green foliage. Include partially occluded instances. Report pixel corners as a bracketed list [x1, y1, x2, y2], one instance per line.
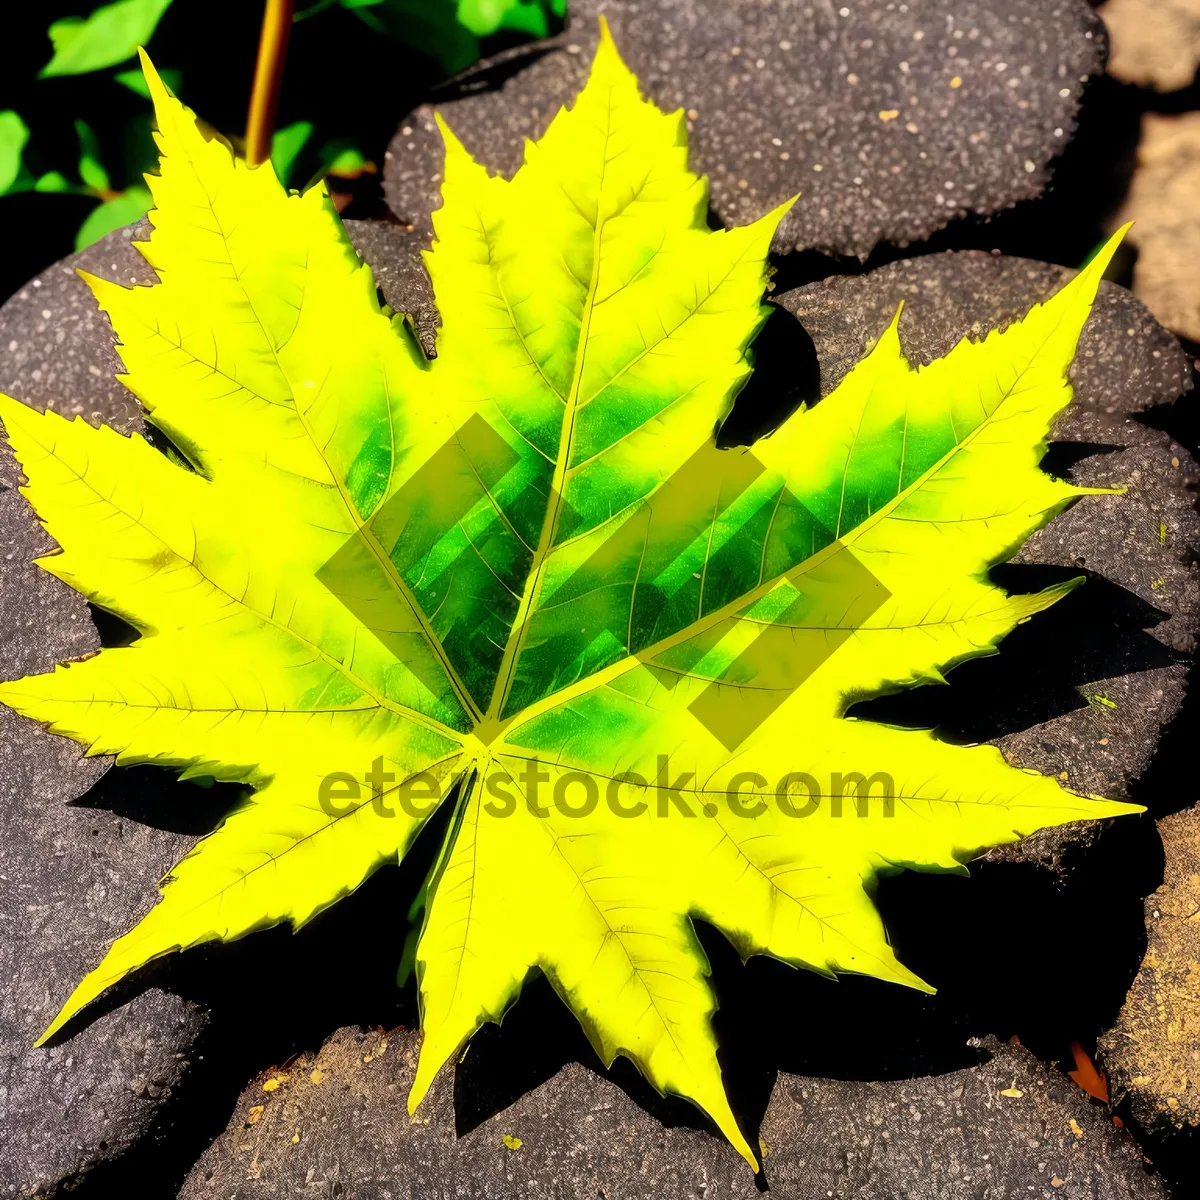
[0, 29, 1136, 1169]
[74, 120, 110, 192]
[343, 0, 567, 73]
[0, 111, 31, 195]
[457, 0, 568, 37]
[269, 121, 315, 189]
[74, 185, 153, 249]
[113, 65, 182, 97]
[3, 0, 568, 273]
[0, 110, 98, 200]
[41, 0, 175, 78]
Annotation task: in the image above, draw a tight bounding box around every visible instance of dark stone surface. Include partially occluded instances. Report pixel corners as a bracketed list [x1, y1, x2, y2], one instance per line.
[0, 223, 151, 431]
[0, 225, 208, 1197]
[761, 1035, 1165, 1198]
[384, 0, 1107, 260]
[344, 219, 439, 356]
[776, 251, 1198, 865]
[179, 1026, 1164, 1199]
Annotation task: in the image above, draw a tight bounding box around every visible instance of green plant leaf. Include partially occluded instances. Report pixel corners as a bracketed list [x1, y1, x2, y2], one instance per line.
[341, 0, 564, 73]
[457, 0, 565, 38]
[0, 110, 32, 195]
[75, 119, 111, 193]
[319, 138, 368, 176]
[270, 121, 314, 188]
[74, 185, 152, 249]
[347, 0, 478, 73]
[114, 64, 181, 97]
[41, 0, 174, 78]
[34, 171, 76, 194]
[0, 31, 1139, 1168]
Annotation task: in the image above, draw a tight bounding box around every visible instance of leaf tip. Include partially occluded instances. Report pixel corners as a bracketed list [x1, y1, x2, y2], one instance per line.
[432, 111, 470, 164]
[592, 14, 634, 85]
[1076, 224, 1131, 293]
[726, 1122, 760, 1172]
[596, 14, 616, 51]
[1094, 797, 1146, 819]
[763, 192, 800, 238]
[884, 952, 936, 995]
[136, 48, 170, 103]
[35, 992, 82, 1047]
[406, 1072, 431, 1117]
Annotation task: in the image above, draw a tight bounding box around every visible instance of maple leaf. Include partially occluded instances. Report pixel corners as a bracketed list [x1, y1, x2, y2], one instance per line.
[0, 25, 1139, 1167]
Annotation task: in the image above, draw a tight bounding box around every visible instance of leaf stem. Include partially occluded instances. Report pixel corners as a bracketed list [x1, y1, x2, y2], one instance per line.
[245, 0, 295, 167]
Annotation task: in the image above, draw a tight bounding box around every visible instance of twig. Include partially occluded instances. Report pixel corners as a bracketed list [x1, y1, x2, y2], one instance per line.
[245, 0, 295, 167]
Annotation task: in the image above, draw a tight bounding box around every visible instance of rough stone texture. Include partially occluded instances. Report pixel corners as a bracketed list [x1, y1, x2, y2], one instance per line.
[0, 224, 152, 430]
[0, 224, 207, 1197]
[777, 251, 1199, 864]
[1114, 113, 1200, 343]
[179, 1027, 758, 1200]
[384, 0, 1106, 260]
[1100, 0, 1200, 93]
[1100, 803, 1200, 1132]
[180, 1027, 1164, 1198]
[761, 1036, 1165, 1198]
[343, 218, 439, 355]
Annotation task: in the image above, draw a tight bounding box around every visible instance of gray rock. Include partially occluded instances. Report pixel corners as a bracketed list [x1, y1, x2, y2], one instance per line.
[761, 1035, 1165, 1199]
[179, 1026, 1164, 1198]
[384, 0, 1106, 260]
[0, 223, 151, 432]
[344, 219, 439, 356]
[179, 1026, 757, 1200]
[0, 224, 209, 1196]
[776, 251, 1198, 864]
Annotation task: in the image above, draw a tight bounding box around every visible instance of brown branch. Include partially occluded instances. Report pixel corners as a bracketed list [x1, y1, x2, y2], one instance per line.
[245, 0, 295, 167]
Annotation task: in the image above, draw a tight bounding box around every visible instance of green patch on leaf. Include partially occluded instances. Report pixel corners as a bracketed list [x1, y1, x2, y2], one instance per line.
[0, 25, 1139, 1171]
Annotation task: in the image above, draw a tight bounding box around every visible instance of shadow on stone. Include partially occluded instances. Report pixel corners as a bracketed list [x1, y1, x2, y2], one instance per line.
[711, 814, 1161, 1137]
[718, 303, 819, 448]
[849, 568, 1184, 745]
[72, 765, 244, 838]
[62, 781, 463, 1200]
[452, 973, 743, 1149]
[428, 45, 558, 104]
